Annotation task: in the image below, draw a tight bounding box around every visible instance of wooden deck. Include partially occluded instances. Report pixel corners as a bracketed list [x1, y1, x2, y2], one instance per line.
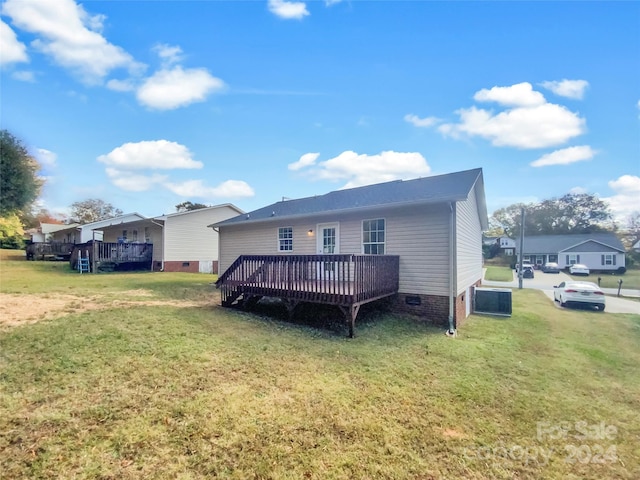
[70, 242, 153, 272]
[216, 254, 400, 336]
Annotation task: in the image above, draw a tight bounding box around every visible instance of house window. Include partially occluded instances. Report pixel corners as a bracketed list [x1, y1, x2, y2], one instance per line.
[549, 255, 558, 263]
[144, 227, 150, 243]
[278, 227, 293, 252]
[602, 254, 616, 266]
[132, 229, 138, 242]
[363, 219, 385, 255]
[567, 254, 578, 265]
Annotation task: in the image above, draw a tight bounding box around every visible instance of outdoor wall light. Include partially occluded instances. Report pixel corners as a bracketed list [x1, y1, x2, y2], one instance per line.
[308, 229, 314, 235]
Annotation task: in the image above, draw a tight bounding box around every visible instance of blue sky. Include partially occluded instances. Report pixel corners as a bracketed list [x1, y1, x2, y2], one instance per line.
[1, 0, 639, 224]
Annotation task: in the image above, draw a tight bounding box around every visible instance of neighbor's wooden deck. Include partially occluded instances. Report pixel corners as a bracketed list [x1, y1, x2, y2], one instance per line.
[216, 254, 400, 336]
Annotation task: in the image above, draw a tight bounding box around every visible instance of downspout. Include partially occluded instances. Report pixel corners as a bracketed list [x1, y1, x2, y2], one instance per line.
[151, 220, 164, 271]
[212, 226, 220, 276]
[447, 202, 456, 336]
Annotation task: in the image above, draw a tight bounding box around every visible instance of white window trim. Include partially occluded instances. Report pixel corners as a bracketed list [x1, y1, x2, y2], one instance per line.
[277, 226, 293, 252]
[362, 218, 386, 255]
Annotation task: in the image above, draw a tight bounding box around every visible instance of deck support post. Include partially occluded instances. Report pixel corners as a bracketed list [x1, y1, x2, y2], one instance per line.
[283, 299, 300, 321]
[339, 304, 361, 338]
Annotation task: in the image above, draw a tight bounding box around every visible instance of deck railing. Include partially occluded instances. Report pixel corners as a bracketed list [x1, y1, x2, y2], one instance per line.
[216, 254, 400, 307]
[93, 242, 153, 263]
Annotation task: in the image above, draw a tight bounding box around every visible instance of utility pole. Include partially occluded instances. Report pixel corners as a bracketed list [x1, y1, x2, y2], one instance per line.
[518, 207, 525, 289]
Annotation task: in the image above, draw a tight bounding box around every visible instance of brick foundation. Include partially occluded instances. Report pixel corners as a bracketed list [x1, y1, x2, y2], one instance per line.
[390, 280, 482, 328]
[163, 261, 200, 273]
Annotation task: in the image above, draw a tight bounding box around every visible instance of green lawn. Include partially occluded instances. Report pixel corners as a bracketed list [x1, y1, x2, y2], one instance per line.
[484, 266, 514, 282]
[1, 250, 639, 479]
[569, 269, 640, 290]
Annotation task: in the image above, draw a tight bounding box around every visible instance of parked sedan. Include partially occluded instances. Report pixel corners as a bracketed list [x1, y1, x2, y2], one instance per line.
[542, 262, 560, 273]
[569, 263, 590, 276]
[553, 281, 605, 311]
[522, 266, 535, 278]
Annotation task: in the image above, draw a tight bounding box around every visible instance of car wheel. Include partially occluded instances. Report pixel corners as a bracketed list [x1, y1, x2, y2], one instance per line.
[596, 304, 605, 312]
[559, 296, 567, 307]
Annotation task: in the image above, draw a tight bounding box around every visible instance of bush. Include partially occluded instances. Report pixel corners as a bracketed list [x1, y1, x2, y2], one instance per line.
[616, 266, 627, 274]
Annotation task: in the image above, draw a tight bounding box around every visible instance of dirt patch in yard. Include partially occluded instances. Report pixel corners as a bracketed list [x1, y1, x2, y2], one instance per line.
[0, 291, 212, 329]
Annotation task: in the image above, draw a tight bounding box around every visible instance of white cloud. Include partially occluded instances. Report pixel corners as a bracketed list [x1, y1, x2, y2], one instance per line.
[164, 179, 255, 198]
[0, 19, 28, 65]
[268, 0, 310, 20]
[35, 148, 58, 168]
[404, 114, 440, 128]
[105, 168, 168, 192]
[474, 82, 546, 107]
[540, 79, 589, 100]
[97, 140, 204, 170]
[2, 0, 143, 84]
[288, 152, 320, 171]
[530, 145, 597, 167]
[106, 78, 135, 92]
[153, 43, 184, 67]
[136, 66, 225, 110]
[11, 70, 35, 82]
[294, 150, 431, 189]
[604, 175, 640, 222]
[439, 102, 586, 149]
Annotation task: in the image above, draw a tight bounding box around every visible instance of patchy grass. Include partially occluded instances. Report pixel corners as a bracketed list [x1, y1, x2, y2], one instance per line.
[484, 266, 514, 282]
[1, 251, 639, 479]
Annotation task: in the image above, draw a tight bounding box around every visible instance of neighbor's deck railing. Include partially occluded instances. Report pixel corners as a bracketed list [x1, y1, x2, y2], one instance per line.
[216, 254, 400, 307]
[93, 242, 153, 263]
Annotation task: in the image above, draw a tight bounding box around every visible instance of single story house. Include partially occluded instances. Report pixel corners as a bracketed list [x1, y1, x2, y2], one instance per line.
[97, 218, 164, 270]
[155, 204, 244, 273]
[515, 233, 626, 272]
[49, 213, 147, 244]
[212, 168, 488, 334]
[95, 204, 243, 273]
[26, 222, 80, 243]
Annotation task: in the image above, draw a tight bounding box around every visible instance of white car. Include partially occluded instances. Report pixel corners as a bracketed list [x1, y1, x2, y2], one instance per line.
[553, 281, 605, 311]
[569, 263, 590, 276]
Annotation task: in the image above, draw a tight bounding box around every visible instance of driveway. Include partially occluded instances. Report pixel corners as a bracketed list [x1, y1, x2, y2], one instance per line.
[482, 268, 639, 315]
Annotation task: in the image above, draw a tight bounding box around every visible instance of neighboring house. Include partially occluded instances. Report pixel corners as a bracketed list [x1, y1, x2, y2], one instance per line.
[155, 204, 244, 273]
[95, 204, 244, 273]
[515, 233, 626, 272]
[26, 222, 80, 243]
[498, 236, 516, 256]
[98, 218, 164, 270]
[49, 213, 147, 244]
[213, 168, 488, 330]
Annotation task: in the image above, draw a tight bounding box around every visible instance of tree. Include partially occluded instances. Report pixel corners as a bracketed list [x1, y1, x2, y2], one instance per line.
[21, 207, 67, 230]
[70, 199, 123, 224]
[175, 201, 208, 212]
[0, 130, 43, 216]
[0, 213, 25, 249]
[490, 193, 614, 238]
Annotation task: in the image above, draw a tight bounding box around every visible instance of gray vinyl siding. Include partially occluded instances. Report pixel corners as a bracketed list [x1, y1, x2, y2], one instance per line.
[455, 186, 483, 295]
[219, 203, 451, 297]
[164, 207, 238, 262]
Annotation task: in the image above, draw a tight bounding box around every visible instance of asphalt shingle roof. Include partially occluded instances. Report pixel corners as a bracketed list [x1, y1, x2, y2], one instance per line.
[515, 233, 625, 254]
[214, 168, 485, 227]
